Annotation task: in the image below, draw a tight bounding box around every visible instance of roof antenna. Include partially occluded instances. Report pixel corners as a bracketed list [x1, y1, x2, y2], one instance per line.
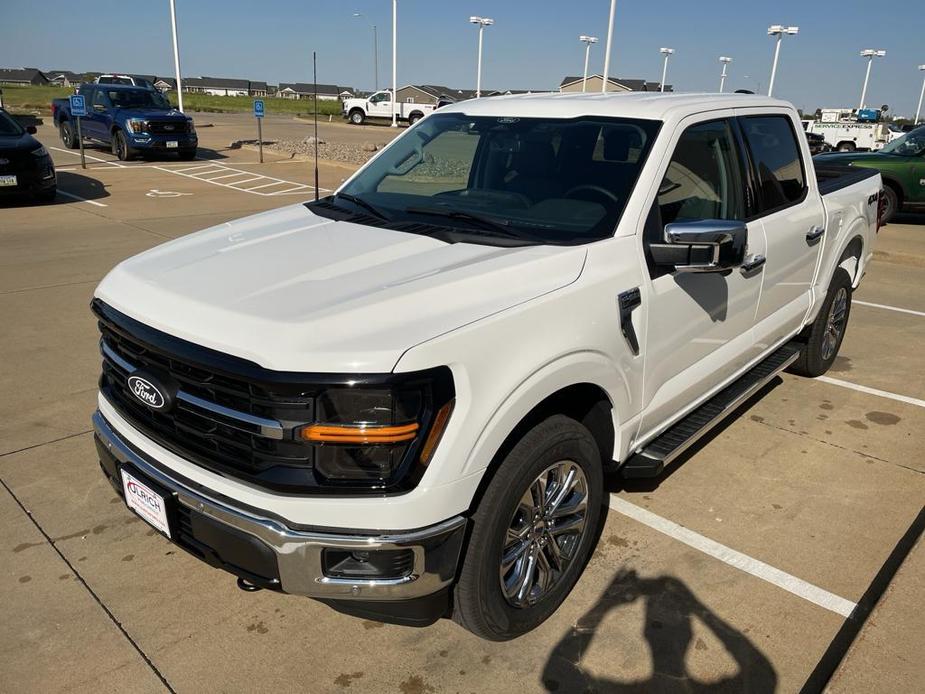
[313, 51, 320, 201]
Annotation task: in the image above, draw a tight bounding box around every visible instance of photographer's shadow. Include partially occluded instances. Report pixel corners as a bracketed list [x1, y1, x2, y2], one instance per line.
[542, 570, 777, 693]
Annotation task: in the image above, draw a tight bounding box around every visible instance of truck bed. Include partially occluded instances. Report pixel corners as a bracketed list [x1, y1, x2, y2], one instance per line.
[815, 163, 880, 196]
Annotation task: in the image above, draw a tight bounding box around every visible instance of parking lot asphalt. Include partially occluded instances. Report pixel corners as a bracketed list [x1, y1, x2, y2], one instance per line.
[2, 114, 923, 693]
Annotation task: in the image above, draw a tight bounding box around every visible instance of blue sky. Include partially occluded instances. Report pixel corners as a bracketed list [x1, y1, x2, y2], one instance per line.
[2, 0, 922, 116]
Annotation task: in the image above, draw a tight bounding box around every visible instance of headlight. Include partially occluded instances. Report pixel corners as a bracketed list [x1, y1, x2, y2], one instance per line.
[296, 368, 454, 486]
[30, 145, 49, 158]
[125, 118, 148, 134]
[186, 118, 196, 134]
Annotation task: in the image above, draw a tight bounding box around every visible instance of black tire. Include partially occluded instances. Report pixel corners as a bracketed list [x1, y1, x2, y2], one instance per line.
[112, 130, 135, 161]
[880, 185, 898, 225]
[349, 109, 365, 125]
[408, 112, 423, 126]
[178, 149, 197, 161]
[789, 268, 853, 377]
[60, 122, 79, 149]
[453, 415, 604, 641]
[35, 186, 57, 203]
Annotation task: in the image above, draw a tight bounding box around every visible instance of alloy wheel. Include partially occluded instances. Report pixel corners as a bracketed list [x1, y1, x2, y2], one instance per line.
[822, 287, 848, 361]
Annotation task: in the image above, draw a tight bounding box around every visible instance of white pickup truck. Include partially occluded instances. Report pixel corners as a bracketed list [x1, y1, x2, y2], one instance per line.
[342, 89, 435, 126]
[92, 93, 882, 640]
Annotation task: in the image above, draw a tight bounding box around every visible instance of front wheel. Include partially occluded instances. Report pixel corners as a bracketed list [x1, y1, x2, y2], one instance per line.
[112, 130, 135, 161]
[789, 268, 853, 377]
[349, 109, 365, 125]
[452, 415, 604, 640]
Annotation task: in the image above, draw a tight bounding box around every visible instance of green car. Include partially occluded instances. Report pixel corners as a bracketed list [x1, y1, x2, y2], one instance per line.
[815, 126, 925, 223]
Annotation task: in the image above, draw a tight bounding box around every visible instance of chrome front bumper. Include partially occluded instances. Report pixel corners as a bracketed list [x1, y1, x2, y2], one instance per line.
[92, 410, 466, 601]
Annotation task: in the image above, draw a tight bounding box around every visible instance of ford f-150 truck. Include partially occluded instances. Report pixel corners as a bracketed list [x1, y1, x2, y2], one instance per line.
[52, 83, 197, 161]
[91, 93, 881, 640]
[343, 89, 435, 125]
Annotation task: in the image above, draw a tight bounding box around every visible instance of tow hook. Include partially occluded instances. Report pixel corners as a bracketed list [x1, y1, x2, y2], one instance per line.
[236, 577, 263, 592]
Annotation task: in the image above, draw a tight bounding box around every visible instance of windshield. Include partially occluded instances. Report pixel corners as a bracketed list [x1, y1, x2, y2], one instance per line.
[106, 89, 171, 110]
[0, 109, 25, 136]
[336, 113, 661, 244]
[880, 127, 925, 156]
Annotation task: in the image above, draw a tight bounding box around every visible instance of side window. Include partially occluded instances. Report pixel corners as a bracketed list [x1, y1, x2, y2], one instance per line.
[658, 119, 744, 226]
[92, 89, 107, 107]
[741, 115, 805, 211]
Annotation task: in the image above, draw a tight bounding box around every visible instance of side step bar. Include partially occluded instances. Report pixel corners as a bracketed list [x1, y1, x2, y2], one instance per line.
[620, 342, 801, 479]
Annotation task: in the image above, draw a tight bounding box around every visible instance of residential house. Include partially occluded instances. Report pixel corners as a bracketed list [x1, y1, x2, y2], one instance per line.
[558, 75, 671, 93]
[46, 70, 82, 87]
[249, 81, 268, 97]
[154, 77, 177, 92]
[276, 83, 342, 101]
[184, 76, 250, 96]
[0, 68, 48, 86]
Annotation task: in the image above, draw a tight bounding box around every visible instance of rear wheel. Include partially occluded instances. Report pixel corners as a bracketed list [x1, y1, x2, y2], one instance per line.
[452, 415, 604, 641]
[349, 109, 365, 125]
[408, 112, 423, 126]
[836, 141, 856, 152]
[59, 122, 78, 149]
[789, 268, 853, 377]
[880, 185, 898, 225]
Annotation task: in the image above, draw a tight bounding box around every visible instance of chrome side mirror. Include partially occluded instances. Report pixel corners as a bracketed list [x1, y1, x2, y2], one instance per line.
[650, 219, 748, 272]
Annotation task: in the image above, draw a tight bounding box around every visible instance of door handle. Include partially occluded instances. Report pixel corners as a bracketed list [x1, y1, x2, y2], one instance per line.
[806, 226, 826, 243]
[617, 288, 642, 355]
[740, 254, 766, 275]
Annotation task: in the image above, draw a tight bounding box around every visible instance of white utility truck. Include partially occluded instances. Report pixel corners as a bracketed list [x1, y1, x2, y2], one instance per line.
[92, 93, 882, 640]
[342, 89, 436, 126]
[807, 109, 893, 152]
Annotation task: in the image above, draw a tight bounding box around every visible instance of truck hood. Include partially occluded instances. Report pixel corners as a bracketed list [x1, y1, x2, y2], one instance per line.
[95, 204, 587, 373]
[121, 108, 188, 121]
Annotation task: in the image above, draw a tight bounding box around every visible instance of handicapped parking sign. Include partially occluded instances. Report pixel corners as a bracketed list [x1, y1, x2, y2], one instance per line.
[69, 94, 87, 117]
[253, 99, 265, 118]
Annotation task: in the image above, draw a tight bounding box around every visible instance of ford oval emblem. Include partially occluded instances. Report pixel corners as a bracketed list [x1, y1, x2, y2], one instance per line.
[127, 375, 168, 410]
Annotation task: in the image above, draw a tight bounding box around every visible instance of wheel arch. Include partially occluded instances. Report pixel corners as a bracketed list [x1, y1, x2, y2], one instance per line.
[879, 175, 905, 206]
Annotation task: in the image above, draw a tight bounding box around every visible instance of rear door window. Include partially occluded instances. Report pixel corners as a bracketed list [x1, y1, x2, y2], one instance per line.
[740, 115, 806, 213]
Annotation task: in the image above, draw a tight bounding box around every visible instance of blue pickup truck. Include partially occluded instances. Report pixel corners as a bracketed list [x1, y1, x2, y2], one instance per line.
[52, 84, 197, 161]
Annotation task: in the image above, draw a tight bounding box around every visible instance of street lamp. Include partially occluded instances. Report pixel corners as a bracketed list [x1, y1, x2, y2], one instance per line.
[469, 16, 494, 98]
[391, 0, 397, 127]
[659, 48, 674, 93]
[916, 65, 925, 125]
[168, 0, 184, 112]
[719, 56, 732, 93]
[352, 12, 378, 91]
[579, 35, 598, 92]
[767, 25, 798, 97]
[602, 0, 617, 93]
[858, 49, 886, 111]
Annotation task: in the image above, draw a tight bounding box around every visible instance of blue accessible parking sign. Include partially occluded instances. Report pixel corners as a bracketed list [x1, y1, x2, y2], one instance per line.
[253, 99, 265, 118]
[69, 94, 87, 117]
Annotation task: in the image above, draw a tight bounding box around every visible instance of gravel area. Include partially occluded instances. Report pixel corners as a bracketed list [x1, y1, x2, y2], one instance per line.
[265, 137, 386, 166]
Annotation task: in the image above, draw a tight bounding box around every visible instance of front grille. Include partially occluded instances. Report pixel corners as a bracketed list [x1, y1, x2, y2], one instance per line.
[148, 120, 189, 134]
[95, 300, 324, 491]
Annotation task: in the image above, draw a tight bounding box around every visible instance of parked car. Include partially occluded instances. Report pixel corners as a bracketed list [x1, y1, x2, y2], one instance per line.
[343, 89, 435, 125]
[0, 107, 56, 202]
[52, 84, 197, 161]
[805, 130, 832, 155]
[91, 93, 881, 640]
[96, 74, 156, 90]
[816, 125, 925, 222]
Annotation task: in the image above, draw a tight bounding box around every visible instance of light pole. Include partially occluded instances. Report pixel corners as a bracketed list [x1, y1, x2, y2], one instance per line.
[916, 65, 925, 125]
[719, 56, 732, 93]
[602, 0, 617, 93]
[659, 47, 674, 92]
[352, 12, 378, 91]
[767, 25, 798, 97]
[579, 35, 598, 92]
[391, 0, 397, 127]
[858, 49, 886, 111]
[168, 0, 184, 112]
[469, 16, 494, 98]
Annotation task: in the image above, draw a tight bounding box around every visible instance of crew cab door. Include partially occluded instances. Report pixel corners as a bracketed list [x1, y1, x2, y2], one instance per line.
[636, 114, 767, 444]
[736, 110, 824, 349]
[85, 87, 112, 141]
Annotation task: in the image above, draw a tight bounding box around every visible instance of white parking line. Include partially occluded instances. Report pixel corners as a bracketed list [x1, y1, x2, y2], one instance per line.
[854, 300, 925, 318]
[153, 162, 323, 197]
[50, 147, 125, 168]
[56, 190, 108, 207]
[609, 496, 857, 617]
[815, 376, 925, 409]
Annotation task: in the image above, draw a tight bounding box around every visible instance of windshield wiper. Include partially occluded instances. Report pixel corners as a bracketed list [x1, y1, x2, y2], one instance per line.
[405, 206, 537, 241]
[333, 192, 391, 221]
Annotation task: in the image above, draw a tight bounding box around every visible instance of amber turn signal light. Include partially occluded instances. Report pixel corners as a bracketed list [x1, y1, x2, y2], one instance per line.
[420, 399, 455, 465]
[299, 422, 419, 444]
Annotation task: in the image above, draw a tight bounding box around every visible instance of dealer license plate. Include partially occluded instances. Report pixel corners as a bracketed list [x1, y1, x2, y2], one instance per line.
[0, 175, 17, 187]
[121, 469, 171, 538]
